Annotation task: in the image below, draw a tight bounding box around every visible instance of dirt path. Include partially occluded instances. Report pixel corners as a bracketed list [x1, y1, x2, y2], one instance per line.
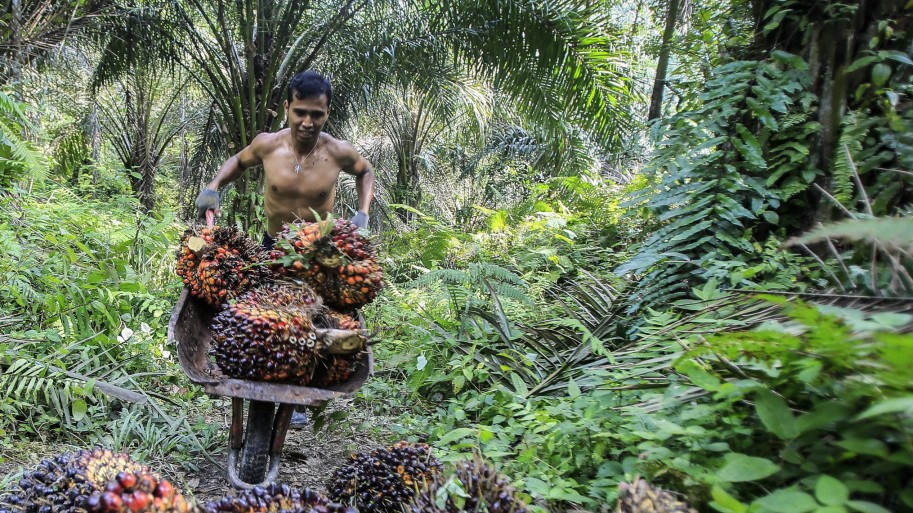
[174, 396, 387, 503]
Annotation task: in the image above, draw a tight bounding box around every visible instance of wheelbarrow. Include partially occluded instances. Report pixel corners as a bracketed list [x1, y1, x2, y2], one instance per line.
[167, 287, 373, 489]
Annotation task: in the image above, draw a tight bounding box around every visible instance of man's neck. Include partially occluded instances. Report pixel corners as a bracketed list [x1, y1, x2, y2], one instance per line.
[291, 133, 321, 155]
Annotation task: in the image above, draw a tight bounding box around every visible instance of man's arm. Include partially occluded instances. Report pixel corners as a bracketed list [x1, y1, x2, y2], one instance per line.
[207, 134, 269, 190]
[195, 134, 269, 217]
[339, 143, 375, 226]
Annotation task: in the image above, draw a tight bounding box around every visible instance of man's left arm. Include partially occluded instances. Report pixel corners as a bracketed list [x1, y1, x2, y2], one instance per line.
[340, 143, 375, 228]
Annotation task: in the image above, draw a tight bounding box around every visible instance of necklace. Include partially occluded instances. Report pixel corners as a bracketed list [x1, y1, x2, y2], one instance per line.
[293, 140, 319, 174]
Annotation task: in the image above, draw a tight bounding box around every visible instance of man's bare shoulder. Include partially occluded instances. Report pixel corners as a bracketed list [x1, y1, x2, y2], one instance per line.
[250, 130, 289, 156]
[321, 134, 360, 165]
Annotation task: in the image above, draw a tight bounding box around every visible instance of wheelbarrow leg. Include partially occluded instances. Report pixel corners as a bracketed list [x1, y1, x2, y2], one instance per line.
[230, 398, 244, 450]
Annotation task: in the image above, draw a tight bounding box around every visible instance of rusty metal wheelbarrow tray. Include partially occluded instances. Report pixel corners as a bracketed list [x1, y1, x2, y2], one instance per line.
[167, 288, 373, 404]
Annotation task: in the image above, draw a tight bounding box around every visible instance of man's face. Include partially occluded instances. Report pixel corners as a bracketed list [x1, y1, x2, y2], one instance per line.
[284, 94, 329, 145]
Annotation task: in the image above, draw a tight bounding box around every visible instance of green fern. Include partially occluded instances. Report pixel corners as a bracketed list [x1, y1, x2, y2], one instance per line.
[0, 91, 45, 187]
[618, 56, 818, 315]
[0, 357, 96, 426]
[832, 112, 868, 204]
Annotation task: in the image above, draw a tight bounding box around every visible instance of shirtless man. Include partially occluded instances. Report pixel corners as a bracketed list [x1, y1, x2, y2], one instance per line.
[193, 72, 374, 427]
[194, 71, 375, 249]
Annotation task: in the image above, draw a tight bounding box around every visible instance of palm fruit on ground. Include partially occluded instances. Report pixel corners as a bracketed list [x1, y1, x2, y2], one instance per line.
[614, 478, 697, 513]
[406, 458, 527, 513]
[175, 226, 271, 307]
[0, 449, 146, 513]
[84, 472, 195, 513]
[268, 219, 383, 310]
[203, 484, 355, 513]
[327, 441, 442, 513]
[312, 353, 362, 387]
[210, 283, 324, 384]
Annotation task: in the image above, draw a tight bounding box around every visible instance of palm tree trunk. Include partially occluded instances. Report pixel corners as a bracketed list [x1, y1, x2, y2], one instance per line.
[648, 0, 681, 121]
[90, 102, 101, 185]
[10, 0, 23, 90]
[178, 95, 188, 207]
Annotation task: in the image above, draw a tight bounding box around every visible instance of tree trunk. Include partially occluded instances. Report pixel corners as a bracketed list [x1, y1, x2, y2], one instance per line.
[90, 103, 101, 186]
[178, 96, 188, 208]
[10, 0, 22, 92]
[648, 0, 681, 121]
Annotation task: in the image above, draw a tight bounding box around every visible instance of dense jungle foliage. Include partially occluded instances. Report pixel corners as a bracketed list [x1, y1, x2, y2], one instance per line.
[1, 0, 912, 512]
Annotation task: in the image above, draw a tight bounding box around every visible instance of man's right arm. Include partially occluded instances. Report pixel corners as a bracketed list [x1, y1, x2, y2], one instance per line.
[196, 134, 269, 217]
[207, 133, 270, 190]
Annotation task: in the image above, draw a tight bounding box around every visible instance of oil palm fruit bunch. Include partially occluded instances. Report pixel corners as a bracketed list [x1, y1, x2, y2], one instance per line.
[316, 310, 362, 331]
[320, 259, 383, 311]
[203, 484, 356, 513]
[327, 441, 442, 513]
[312, 354, 361, 387]
[84, 472, 195, 513]
[175, 226, 271, 307]
[406, 458, 527, 513]
[614, 478, 697, 513]
[268, 218, 383, 310]
[210, 284, 322, 384]
[0, 449, 146, 513]
[267, 221, 335, 281]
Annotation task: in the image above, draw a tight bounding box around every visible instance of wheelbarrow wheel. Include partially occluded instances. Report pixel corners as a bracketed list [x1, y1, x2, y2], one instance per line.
[238, 400, 276, 484]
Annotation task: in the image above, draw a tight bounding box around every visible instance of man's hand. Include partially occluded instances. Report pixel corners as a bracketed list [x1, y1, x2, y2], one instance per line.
[195, 188, 220, 218]
[351, 211, 369, 229]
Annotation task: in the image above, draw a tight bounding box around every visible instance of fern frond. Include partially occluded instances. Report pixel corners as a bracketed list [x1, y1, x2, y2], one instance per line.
[468, 262, 526, 286]
[832, 112, 867, 204]
[411, 269, 471, 287]
[0, 91, 46, 185]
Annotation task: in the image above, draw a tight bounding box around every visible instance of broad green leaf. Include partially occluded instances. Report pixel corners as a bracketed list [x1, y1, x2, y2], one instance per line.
[746, 97, 777, 130]
[71, 399, 88, 422]
[856, 397, 913, 420]
[879, 49, 913, 66]
[835, 438, 888, 457]
[567, 378, 580, 399]
[846, 56, 879, 73]
[797, 403, 851, 433]
[523, 477, 551, 497]
[437, 428, 476, 445]
[717, 453, 779, 482]
[755, 389, 798, 439]
[752, 488, 818, 512]
[710, 485, 747, 513]
[733, 124, 767, 169]
[676, 359, 722, 391]
[816, 475, 849, 506]
[846, 501, 892, 513]
[510, 373, 529, 397]
[871, 63, 892, 86]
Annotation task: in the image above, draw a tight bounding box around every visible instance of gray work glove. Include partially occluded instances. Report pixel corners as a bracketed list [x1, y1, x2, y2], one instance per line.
[195, 188, 219, 218]
[351, 211, 369, 229]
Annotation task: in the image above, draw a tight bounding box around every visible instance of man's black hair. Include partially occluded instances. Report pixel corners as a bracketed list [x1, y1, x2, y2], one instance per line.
[287, 71, 332, 105]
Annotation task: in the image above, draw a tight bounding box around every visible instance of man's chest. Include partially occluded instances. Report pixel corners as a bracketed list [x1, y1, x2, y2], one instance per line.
[263, 157, 341, 202]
